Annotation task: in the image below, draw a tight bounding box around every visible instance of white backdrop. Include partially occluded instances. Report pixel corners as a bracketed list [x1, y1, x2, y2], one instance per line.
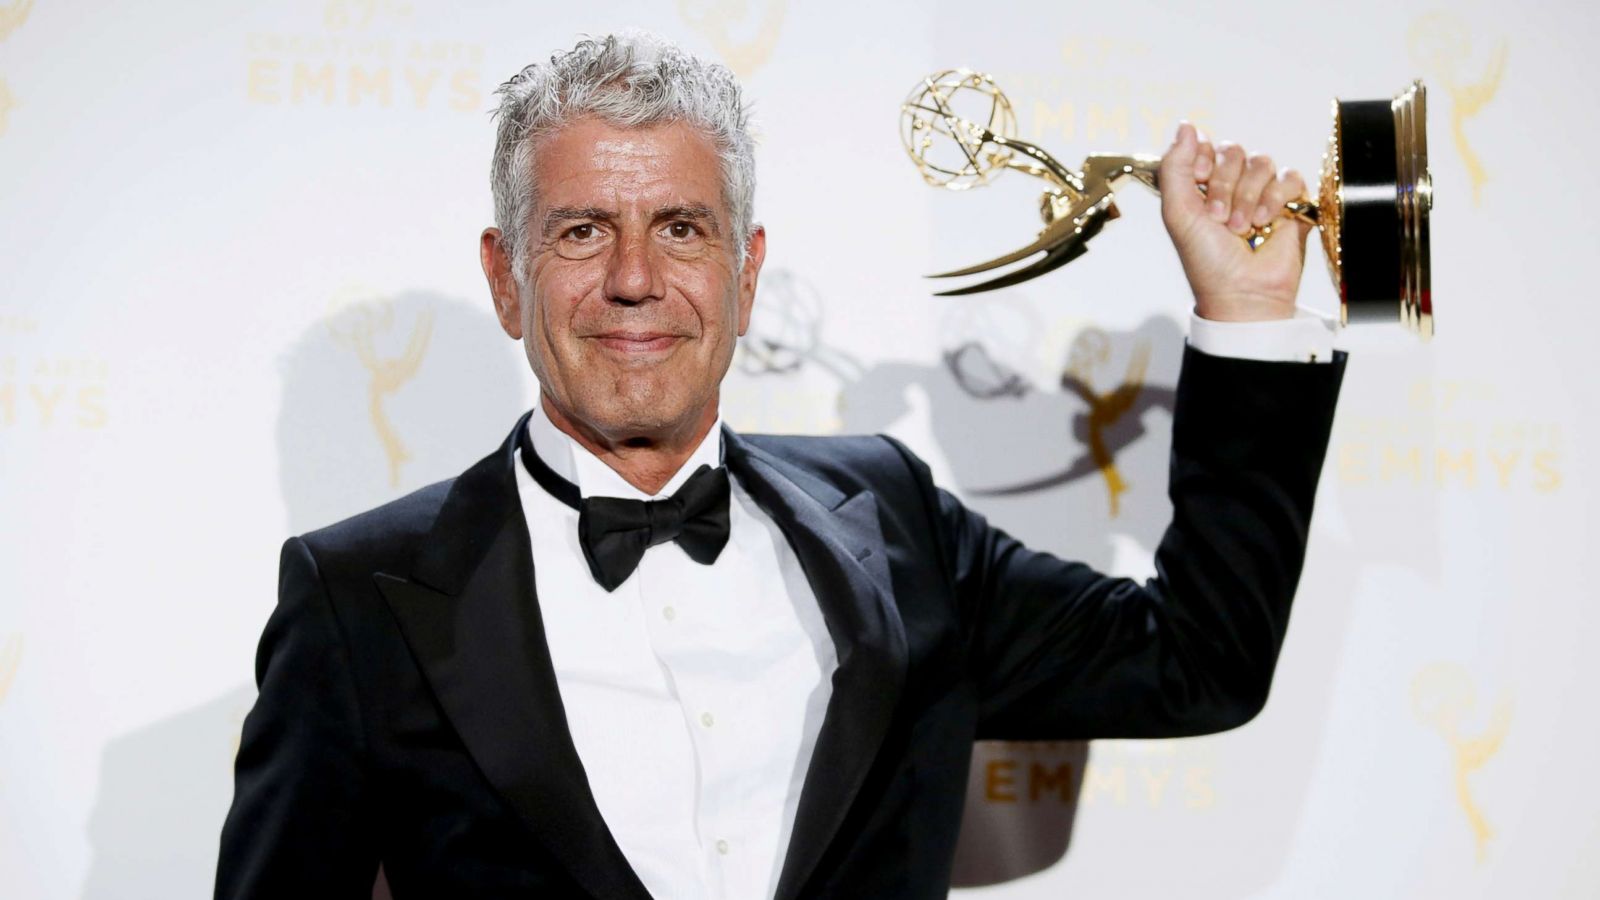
[2, 0, 1597, 897]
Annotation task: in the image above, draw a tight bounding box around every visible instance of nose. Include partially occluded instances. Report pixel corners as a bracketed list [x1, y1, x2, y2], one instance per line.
[603, 232, 664, 305]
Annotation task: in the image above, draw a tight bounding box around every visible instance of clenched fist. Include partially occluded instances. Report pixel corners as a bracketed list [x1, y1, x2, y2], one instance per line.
[1158, 122, 1314, 322]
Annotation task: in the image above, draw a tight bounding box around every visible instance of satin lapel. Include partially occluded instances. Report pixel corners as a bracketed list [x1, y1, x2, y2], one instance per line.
[723, 431, 908, 900]
[375, 413, 652, 900]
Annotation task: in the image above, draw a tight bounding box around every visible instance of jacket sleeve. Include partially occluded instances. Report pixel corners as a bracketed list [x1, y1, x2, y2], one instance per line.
[215, 537, 379, 898]
[899, 344, 1346, 740]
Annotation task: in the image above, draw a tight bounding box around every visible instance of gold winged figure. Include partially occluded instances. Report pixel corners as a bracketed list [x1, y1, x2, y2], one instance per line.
[0, 0, 34, 42]
[900, 67, 1434, 342]
[1060, 334, 1150, 517]
[330, 302, 436, 488]
[678, 0, 787, 78]
[1413, 662, 1513, 861]
[1407, 13, 1505, 207]
[901, 69, 1167, 294]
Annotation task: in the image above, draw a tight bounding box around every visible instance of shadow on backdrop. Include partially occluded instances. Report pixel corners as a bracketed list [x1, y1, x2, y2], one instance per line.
[82, 292, 527, 899]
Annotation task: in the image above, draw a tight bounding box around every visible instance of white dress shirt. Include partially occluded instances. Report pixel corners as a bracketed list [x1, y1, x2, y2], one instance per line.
[515, 401, 837, 900]
[510, 310, 1331, 899]
[1187, 306, 1337, 363]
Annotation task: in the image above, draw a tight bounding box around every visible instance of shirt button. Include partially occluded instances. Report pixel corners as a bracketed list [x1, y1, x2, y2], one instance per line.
[716, 839, 730, 855]
[663, 606, 676, 621]
[700, 711, 715, 728]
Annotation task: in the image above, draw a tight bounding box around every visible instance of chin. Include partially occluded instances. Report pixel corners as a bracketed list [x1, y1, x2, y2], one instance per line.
[584, 386, 704, 440]
[548, 351, 722, 440]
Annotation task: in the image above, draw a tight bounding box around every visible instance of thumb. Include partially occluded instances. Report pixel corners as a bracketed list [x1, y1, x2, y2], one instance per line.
[1158, 122, 1206, 223]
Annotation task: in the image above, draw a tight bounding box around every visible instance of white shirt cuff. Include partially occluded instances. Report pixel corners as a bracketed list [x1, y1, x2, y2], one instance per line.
[1186, 306, 1337, 363]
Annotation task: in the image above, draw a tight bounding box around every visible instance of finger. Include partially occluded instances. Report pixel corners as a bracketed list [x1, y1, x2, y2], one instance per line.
[1259, 166, 1308, 219]
[1231, 153, 1276, 234]
[1260, 173, 1315, 264]
[1193, 130, 1214, 183]
[1207, 142, 1245, 225]
[1157, 122, 1207, 220]
[1263, 167, 1315, 243]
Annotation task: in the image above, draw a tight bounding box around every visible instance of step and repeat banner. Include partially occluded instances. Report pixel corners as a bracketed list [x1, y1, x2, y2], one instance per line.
[2, 0, 1595, 897]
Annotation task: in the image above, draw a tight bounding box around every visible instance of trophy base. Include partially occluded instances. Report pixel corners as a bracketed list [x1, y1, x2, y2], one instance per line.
[1327, 82, 1433, 339]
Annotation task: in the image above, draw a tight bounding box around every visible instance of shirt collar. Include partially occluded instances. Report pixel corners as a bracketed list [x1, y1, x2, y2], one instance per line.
[525, 398, 724, 502]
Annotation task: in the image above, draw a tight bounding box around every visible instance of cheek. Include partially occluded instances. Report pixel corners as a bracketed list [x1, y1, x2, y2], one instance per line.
[673, 263, 740, 337]
[531, 268, 599, 343]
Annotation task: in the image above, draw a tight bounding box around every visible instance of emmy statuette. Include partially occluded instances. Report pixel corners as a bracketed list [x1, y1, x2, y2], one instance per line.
[900, 70, 1434, 339]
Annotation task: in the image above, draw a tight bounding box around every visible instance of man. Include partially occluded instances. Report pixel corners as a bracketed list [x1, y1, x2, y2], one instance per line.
[217, 33, 1345, 900]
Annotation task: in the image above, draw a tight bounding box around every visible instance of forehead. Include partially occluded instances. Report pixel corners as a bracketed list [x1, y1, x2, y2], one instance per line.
[532, 117, 725, 212]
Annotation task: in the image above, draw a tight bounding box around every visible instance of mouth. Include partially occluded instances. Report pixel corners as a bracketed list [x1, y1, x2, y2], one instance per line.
[589, 331, 686, 355]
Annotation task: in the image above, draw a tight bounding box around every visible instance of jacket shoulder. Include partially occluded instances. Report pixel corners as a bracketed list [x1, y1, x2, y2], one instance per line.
[741, 432, 927, 498]
[296, 477, 455, 575]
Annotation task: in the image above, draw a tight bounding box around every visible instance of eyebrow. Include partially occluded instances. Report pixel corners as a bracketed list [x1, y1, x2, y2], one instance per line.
[541, 206, 613, 235]
[655, 204, 722, 237]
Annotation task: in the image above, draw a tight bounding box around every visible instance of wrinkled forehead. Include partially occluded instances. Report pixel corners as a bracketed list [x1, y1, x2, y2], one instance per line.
[531, 117, 728, 222]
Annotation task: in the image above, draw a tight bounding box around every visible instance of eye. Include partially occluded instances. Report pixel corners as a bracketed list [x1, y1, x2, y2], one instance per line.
[553, 222, 609, 260]
[664, 221, 700, 240]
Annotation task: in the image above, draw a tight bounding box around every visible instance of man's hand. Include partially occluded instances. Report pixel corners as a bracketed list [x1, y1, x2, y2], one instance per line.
[1158, 122, 1314, 322]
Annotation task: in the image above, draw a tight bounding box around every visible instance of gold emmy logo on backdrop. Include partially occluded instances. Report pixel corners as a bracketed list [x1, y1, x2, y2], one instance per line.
[328, 300, 435, 488]
[0, 0, 35, 138]
[1408, 13, 1505, 207]
[322, 0, 414, 30]
[677, 0, 786, 78]
[1061, 330, 1148, 517]
[899, 69, 1435, 339]
[245, 0, 483, 112]
[0, 78, 13, 136]
[0, 634, 21, 704]
[1412, 662, 1512, 861]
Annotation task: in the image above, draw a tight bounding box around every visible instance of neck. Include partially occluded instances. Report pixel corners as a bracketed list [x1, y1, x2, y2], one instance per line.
[540, 393, 719, 496]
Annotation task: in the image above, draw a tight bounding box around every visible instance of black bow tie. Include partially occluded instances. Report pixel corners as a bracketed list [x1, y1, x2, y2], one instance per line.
[519, 426, 731, 592]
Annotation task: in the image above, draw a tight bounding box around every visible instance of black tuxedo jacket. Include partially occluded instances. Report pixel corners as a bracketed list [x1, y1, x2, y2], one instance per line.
[216, 345, 1346, 899]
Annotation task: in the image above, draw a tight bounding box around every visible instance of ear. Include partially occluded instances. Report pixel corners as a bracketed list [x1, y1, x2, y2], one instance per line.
[735, 225, 767, 337]
[480, 227, 523, 340]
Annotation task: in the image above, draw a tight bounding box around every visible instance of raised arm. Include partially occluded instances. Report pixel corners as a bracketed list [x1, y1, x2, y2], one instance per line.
[897, 342, 1344, 740]
[922, 122, 1344, 739]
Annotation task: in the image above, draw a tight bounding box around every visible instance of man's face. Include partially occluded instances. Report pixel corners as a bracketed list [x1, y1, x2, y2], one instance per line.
[482, 117, 764, 446]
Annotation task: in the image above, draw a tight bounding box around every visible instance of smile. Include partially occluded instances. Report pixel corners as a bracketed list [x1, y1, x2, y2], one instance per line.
[590, 332, 685, 355]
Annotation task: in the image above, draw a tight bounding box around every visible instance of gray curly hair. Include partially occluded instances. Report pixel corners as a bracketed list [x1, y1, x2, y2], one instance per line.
[489, 33, 758, 284]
